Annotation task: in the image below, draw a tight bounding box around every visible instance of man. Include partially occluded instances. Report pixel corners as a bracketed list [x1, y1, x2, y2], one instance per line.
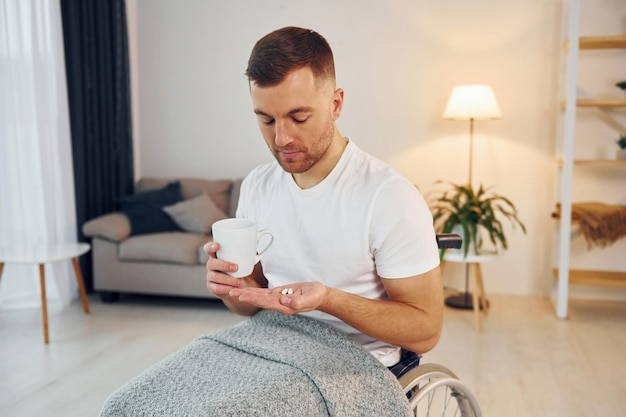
[205, 26, 442, 367]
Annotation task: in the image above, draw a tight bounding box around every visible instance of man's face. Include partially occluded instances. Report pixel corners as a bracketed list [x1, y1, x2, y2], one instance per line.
[250, 67, 342, 174]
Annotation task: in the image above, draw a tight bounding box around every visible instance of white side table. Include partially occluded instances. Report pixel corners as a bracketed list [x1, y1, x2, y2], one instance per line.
[442, 250, 498, 331]
[0, 243, 91, 343]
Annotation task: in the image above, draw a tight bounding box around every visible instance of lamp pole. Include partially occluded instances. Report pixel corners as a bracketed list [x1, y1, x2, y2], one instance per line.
[468, 117, 474, 187]
[462, 117, 475, 309]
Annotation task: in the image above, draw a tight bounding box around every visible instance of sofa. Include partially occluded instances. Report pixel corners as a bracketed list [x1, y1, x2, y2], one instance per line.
[82, 177, 242, 302]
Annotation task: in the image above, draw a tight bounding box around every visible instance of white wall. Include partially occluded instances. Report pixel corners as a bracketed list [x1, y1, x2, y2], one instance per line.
[126, 0, 626, 299]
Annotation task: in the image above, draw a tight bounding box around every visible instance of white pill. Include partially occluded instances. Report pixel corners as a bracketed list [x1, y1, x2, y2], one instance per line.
[287, 288, 293, 295]
[281, 288, 289, 295]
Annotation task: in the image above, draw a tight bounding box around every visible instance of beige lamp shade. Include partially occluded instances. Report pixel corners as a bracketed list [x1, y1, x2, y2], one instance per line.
[443, 85, 502, 120]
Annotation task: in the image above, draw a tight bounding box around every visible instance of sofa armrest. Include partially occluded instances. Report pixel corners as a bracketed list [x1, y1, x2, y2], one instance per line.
[82, 212, 131, 243]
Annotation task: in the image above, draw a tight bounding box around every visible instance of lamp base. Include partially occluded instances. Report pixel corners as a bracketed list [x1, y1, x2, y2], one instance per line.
[445, 293, 475, 310]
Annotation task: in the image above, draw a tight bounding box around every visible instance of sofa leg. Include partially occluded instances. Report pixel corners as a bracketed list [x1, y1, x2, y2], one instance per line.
[100, 291, 120, 303]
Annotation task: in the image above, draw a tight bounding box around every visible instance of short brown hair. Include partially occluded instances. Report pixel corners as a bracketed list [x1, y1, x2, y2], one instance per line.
[246, 26, 335, 87]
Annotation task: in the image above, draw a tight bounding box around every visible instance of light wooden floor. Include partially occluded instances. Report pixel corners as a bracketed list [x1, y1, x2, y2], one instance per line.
[1, 292, 625, 417]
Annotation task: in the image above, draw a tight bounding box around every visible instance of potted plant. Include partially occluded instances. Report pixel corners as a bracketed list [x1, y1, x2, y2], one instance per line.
[428, 181, 526, 257]
[617, 134, 626, 160]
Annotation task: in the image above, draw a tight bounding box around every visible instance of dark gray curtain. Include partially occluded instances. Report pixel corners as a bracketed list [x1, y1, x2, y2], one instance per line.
[60, 0, 135, 292]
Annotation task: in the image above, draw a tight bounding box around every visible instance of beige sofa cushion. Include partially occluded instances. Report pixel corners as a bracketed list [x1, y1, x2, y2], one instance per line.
[119, 232, 210, 265]
[163, 192, 228, 235]
[82, 213, 131, 242]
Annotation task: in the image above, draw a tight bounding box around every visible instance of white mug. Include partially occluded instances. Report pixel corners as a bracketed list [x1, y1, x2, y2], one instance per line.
[211, 218, 274, 278]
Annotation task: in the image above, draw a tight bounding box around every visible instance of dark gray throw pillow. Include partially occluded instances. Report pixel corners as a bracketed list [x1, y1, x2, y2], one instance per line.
[120, 181, 183, 236]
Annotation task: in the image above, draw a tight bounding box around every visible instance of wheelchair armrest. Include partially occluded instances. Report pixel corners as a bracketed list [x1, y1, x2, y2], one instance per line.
[436, 234, 462, 250]
[388, 349, 421, 378]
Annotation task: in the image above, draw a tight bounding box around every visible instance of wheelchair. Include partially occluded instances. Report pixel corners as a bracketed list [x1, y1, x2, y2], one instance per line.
[390, 233, 483, 417]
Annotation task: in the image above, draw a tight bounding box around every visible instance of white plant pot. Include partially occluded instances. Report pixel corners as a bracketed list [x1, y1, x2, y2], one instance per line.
[449, 224, 497, 257]
[450, 224, 478, 256]
[617, 148, 626, 161]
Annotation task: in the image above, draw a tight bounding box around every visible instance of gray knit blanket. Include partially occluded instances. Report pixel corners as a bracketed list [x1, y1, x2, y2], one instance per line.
[100, 310, 412, 416]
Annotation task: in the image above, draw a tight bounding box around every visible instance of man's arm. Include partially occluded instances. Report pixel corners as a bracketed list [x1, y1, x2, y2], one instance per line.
[322, 267, 444, 354]
[228, 265, 444, 355]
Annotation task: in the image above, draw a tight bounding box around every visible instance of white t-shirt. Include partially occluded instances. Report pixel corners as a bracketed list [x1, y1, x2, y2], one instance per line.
[236, 138, 440, 366]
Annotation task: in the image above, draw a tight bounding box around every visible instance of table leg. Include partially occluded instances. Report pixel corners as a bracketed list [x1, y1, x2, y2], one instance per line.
[475, 263, 489, 315]
[39, 264, 49, 344]
[0, 262, 4, 281]
[471, 263, 481, 331]
[71, 257, 90, 314]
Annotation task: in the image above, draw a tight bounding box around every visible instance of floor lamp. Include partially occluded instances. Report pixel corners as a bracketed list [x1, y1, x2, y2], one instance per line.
[442, 84, 502, 309]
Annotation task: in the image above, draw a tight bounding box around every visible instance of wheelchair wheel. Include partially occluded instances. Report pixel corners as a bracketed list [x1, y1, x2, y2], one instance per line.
[398, 363, 482, 417]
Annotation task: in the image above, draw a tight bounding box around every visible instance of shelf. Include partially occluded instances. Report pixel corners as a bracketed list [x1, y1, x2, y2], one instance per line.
[576, 99, 626, 108]
[579, 35, 626, 50]
[563, 35, 626, 51]
[552, 268, 626, 287]
[560, 99, 626, 109]
[573, 159, 626, 166]
[557, 159, 626, 167]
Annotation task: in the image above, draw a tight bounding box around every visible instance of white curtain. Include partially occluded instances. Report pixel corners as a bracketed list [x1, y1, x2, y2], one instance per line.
[0, 0, 78, 309]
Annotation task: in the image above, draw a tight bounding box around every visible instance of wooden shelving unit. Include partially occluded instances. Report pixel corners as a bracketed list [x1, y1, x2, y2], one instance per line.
[554, 0, 626, 319]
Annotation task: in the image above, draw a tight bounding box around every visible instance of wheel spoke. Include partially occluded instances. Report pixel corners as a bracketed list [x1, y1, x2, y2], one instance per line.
[401, 364, 481, 417]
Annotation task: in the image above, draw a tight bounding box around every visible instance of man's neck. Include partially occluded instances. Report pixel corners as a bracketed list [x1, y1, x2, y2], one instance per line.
[292, 133, 347, 190]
